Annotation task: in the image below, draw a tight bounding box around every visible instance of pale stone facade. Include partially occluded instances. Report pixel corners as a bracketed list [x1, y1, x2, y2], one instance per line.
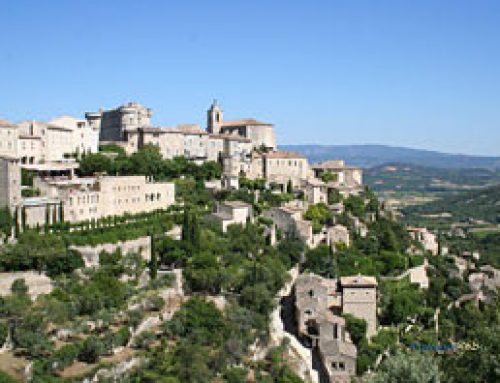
[8, 161, 175, 228]
[0, 271, 53, 299]
[209, 200, 253, 232]
[86, 102, 152, 142]
[0, 116, 98, 165]
[263, 205, 314, 246]
[207, 100, 276, 149]
[33, 175, 175, 224]
[304, 178, 328, 205]
[49, 116, 99, 156]
[408, 227, 439, 256]
[0, 155, 22, 213]
[327, 225, 350, 248]
[340, 276, 378, 339]
[295, 274, 357, 383]
[0, 120, 18, 158]
[246, 151, 311, 189]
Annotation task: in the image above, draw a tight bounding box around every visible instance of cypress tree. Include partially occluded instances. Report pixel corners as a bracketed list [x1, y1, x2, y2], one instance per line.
[59, 202, 64, 223]
[181, 208, 190, 242]
[191, 213, 201, 250]
[21, 206, 26, 232]
[13, 208, 19, 238]
[150, 234, 158, 280]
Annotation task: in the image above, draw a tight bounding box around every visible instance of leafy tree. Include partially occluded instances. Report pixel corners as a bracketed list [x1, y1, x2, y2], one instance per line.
[78, 335, 104, 363]
[343, 313, 367, 345]
[0, 207, 12, 238]
[45, 248, 84, 277]
[320, 171, 338, 183]
[164, 298, 227, 347]
[77, 153, 113, 176]
[0, 371, 18, 383]
[0, 321, 8, 347]
[224, 367, 248, 383]
[344, 195, 366, 218]
[303, 203, 332, 230]
[303, 245, 335, 277]
[10, 278, 28, 296]
[367, 351, 440, 383]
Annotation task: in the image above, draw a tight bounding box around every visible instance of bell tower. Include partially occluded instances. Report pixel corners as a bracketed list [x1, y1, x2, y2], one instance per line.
[207, 100, 223, 134]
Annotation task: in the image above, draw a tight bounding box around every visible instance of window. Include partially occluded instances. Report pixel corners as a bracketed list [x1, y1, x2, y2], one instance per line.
[339, 362, 345, 370]
[308, 289, 314, 297]
[331, 362, 337, 370]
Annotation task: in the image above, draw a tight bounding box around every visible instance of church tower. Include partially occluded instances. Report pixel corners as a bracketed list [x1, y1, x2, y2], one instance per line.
[207, 100, 223, 134]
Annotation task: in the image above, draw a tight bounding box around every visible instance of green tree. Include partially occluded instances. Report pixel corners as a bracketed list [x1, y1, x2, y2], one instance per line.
[10, 278, 28, 296]
[343, 313, 367, 345]
[367, 351, 440, 383]
[78, 153, 113, 176]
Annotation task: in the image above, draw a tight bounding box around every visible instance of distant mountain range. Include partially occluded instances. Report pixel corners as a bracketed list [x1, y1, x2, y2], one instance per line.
[279, 144, 500, 169]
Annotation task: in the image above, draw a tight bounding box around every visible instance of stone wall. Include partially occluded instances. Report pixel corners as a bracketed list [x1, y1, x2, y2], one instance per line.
[0, 271, 53, 299]
[71, 236, 151, 267]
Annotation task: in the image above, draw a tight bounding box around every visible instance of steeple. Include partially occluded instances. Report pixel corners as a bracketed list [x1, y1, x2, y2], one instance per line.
[207, 99, 223, 134]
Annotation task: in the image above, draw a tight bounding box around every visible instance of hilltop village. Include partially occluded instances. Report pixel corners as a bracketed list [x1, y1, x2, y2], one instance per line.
[0, 102, 498, 383]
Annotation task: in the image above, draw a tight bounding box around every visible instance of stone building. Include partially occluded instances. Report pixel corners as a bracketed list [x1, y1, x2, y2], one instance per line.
[263, 205, 314, 246]
[312, 160, 363, 198]
[0, 117, 98, 165]
[340, 275, 378, 338]
[31, 174, 175, 225]
[247, 150, 311, 190]
[2, 158, 175, 228]
[208, 200, 253, 233]
[0, 155, 22, 213]
[0, 120, 18, 158]
[407, 227, 439, 256]
[327, 225, 350, 248]
[295, 274, 357, 383]
[86, 102, 152, 142]
[303, 178, 328, 205]
[312, 160, 363, 188]
[207, 100, 276, 149]
[49, 116, 99, 157]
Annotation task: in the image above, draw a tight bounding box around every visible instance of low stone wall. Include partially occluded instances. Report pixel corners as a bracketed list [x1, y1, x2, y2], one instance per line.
[71, 236, 151, 267]
[0, 271, 52, 299]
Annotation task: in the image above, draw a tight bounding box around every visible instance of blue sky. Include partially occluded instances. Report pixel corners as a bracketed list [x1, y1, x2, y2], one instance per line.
[1, 0, 499, 155]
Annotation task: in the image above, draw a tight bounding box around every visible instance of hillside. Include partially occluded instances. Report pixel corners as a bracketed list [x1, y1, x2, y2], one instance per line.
[280, 144, 500, 169]
[402, 184, 500, 226]
[364, 163, 500, 193]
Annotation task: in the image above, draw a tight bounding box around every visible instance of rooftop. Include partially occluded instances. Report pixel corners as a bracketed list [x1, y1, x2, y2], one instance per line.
[313, 160, 360, 171]
[22, 196, 60, 207]
[340, 275, 378, 287]
[221, 118, 273, 127]
[21, 161, 80, 172]
[223, 200, 252, 209]
[208, 133, 252, 143]
[253, 150, 305, 160]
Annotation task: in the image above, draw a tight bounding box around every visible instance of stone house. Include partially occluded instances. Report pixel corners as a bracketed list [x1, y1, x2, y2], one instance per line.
[247, 150, 311, 190]
[207, 100, 276, 150]
[327, 225, 350, 248]
[407, 227, 439, 256]
[208, 200, 253, 233]
[312, 160, 363, 189]
[4, 158, 175, 227]
[263, 205, 314, 247]
[303, 178, 328, 205]
[295, 274, 357, 383]
[340, 275, 378, 338]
